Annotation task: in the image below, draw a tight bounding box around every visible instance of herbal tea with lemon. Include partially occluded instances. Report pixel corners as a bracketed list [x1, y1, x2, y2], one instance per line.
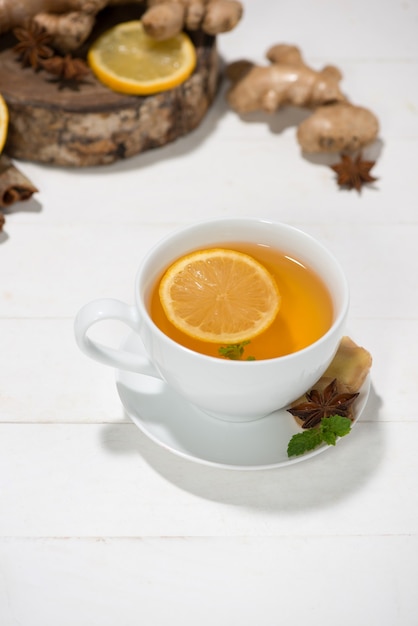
[149, 243, 334, 360]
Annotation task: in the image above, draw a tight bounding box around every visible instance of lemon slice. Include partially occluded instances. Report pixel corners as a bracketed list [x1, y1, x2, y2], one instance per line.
[87, 20, 197, 95]
[159, 248, 281, 344]
[0, 93, 9, 154]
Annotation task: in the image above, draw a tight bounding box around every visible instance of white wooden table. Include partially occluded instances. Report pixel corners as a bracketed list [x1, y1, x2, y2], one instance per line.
[1, 1, 418, 624]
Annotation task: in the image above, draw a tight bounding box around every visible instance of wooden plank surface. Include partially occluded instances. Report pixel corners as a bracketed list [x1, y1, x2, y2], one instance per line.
[1, 536, 417, 626]
[1, 0, 417, 623]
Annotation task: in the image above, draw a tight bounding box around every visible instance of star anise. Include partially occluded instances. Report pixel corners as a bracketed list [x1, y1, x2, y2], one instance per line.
[13, 22, 54, 70]
[41, 55, 90, 82]
[330, 153, 378, 192]
[287, 378, 359, 429]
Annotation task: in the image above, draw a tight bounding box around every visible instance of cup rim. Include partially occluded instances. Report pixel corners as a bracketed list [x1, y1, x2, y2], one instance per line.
[134, 216, 350, 365]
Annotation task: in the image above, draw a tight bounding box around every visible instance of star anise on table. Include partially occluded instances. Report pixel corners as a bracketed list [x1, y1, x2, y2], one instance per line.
[41, 55, 91, 90]
[42, 54, 90, 82]
[287, 378, 359, 429]
[330, 153, 378, 192]
[13, 22, 54, 70]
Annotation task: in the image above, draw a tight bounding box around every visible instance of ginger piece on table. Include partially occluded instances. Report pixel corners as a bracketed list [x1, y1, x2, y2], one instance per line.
[226, 43, 380, 155]
[297, 102, 379, 153]
[226, 43, 346, 114]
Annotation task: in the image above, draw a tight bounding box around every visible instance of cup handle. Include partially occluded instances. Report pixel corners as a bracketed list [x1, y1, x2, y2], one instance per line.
[74, 298, 160, 377]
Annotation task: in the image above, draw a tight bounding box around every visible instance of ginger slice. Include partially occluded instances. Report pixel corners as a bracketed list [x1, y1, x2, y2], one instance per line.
[289, 336, 372, 427]
[322, 336, 372, 393]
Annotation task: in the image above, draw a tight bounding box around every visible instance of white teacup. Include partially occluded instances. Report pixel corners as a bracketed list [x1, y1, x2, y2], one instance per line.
[74, 218, 349, 421]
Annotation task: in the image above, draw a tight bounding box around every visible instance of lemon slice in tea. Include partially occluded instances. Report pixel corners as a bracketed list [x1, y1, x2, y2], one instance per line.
[87, 20, 197, 95]
[159, 248, 281, 344]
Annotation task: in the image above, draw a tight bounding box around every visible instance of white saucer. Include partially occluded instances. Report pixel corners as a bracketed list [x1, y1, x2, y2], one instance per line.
[115, 332, 371, 470]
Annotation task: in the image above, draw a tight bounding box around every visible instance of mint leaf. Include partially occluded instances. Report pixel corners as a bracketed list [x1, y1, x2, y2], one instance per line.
[287, 414, 352, 457]
[287, 429, 323, 457]
[320, 428, 338, 446]
[320, 415, 352, 446]
[218, 341, 255, 361]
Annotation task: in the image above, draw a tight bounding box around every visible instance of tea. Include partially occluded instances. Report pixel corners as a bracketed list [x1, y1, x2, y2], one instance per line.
[149, 242, 334, 360]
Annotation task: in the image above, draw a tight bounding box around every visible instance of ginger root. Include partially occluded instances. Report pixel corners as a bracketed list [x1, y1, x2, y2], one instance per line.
[143, 0, 243, 41]
[297, 102, 379, 153]
[141, 1, 186, 41]
[226, 44, 346, 114]
[0, 0, 102, 33]
[226, 43, 379, 155]
[33, 11, 98, 53]
[0, 0, 243, 52]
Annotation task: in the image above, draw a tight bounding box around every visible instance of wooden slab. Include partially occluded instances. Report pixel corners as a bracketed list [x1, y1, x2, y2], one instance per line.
[0, 33, 220, 167]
